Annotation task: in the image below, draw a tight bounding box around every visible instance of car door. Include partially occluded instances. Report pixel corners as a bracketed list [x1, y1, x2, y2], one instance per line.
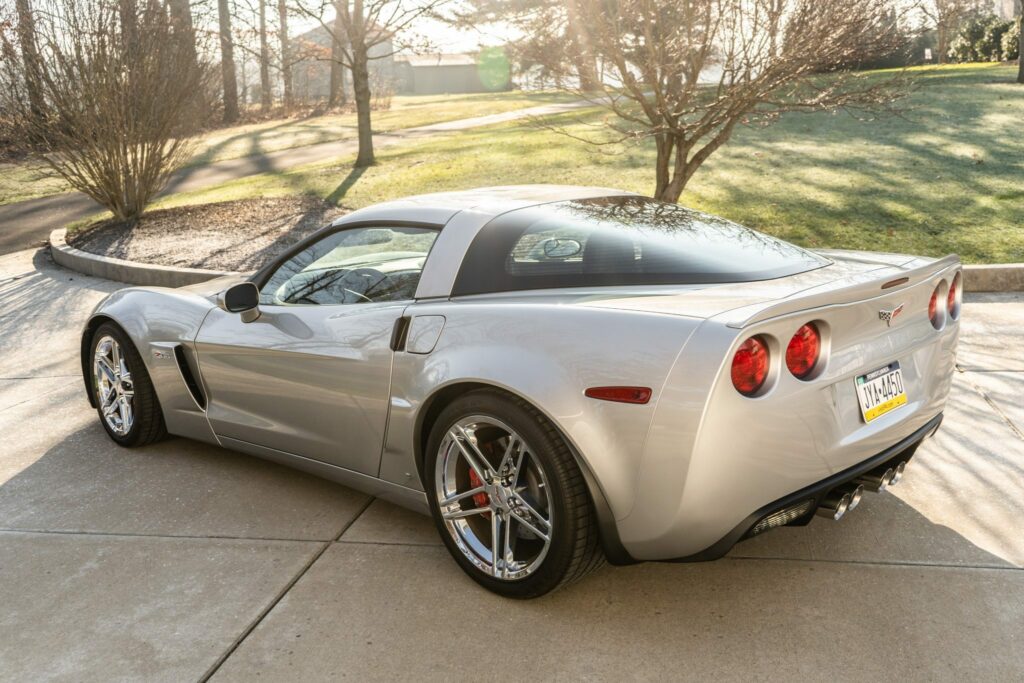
[194, 223, 441, 476]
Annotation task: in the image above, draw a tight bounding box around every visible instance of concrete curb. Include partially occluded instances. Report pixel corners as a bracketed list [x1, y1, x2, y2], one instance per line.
[963, 263, 1024, 293]
[50, 227, 1023, 292]
[49, 228, 237, 287]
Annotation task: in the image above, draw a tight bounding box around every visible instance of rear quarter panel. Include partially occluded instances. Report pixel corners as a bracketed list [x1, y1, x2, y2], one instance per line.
[379, 301, 702, 521]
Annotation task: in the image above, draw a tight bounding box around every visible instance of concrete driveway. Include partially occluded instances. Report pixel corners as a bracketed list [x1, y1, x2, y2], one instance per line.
[1, 247, 1022, 682]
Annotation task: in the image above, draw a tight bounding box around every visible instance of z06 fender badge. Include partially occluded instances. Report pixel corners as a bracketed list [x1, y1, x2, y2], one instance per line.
[878, 303, 905, 327]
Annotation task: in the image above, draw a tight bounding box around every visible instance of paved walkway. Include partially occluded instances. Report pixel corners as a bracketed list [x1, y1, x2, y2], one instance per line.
[0, 99, 591, 256]
[1, 247, 1022, 680]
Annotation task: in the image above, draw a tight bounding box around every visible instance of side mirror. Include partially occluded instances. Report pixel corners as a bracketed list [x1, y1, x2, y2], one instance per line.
[218, 282, 261, 323]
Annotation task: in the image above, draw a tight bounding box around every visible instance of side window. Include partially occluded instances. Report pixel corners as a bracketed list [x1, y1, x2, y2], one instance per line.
[259, 226, 439, 306]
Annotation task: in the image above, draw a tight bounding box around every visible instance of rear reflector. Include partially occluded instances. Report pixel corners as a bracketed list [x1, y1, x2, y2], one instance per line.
[748, 499, 814, 536]
[731, 336, 770, 396]
[584, 386, 652, 404]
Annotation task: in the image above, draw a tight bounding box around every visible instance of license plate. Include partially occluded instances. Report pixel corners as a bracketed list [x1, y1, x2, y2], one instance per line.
[855, 362, 907, 423]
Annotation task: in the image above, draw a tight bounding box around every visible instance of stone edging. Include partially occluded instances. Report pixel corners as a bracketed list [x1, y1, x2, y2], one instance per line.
[962, 263, 1024, 293]
[49, 228, 237, 288]
[50, 227, 1023, 292]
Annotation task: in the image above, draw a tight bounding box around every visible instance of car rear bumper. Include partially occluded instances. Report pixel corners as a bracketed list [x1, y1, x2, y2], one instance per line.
[663, 412, 942, 562]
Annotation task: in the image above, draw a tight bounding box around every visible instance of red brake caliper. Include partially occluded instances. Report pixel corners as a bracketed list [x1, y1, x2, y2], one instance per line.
[468, 469, 490, 510]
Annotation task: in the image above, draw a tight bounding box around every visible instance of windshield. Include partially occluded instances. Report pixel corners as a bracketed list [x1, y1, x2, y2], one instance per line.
[452, 196, 828, 295]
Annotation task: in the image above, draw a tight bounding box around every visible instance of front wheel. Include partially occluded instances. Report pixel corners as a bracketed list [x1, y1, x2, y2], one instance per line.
[89, 322, 166, 447]
[425, 390, 604, 598]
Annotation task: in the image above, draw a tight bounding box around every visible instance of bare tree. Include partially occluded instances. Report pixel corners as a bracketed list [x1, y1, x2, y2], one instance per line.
[1018, 13, 1023, 84]
[540, 0, 912, 202]
[297, 0, 448, 167]
[329, 3, 349, 107]
[6, 0, 214, 222]
[278, 0, 294, 108]
[13, 0, 43, 117]
[258, 0, 272, 110]
[921, 0, 983, 62]
[167, 0, 199, 73]
[218, 0, 240, 122]
[450, 0, 600, 89]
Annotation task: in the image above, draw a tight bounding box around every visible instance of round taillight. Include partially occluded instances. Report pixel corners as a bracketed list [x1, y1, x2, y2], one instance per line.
[786, 323, 821, 379]
[929, 284, 942, 330]
[731, 336, 770, 396]
[947, 272, 961, 320]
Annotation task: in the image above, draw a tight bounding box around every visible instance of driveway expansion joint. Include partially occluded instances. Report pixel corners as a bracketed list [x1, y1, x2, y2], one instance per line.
[196, 496, 376, 682]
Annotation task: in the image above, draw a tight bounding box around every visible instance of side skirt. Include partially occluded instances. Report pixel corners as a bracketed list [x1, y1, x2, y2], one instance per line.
[218, 436, 430, 515]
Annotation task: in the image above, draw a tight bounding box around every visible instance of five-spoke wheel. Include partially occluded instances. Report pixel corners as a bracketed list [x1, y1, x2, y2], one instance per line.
[90, 323, 166, 447]
[426, 390, 604, 598]
[436, 416, 554, 580]
[94, 335, 135, 436]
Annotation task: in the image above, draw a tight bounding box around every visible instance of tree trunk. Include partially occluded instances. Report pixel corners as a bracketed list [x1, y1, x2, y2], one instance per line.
[1018, 15, 1023, 84]
[14, 0, 44, 118]
[277, 0, 293, 110]
[167, 0, 198, 72]
[329, 3, 347, 107]
[351, 46, 374, 167]
[566, 0, 600, 90]
[118, 0, 138, 56]
[218, 0, 239, 123]
[937, 23, 948, 64]
[258, 0, 272, 111]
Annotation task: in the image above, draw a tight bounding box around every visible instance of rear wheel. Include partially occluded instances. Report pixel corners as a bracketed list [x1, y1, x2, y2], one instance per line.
[90, 323, 166, 447]
[425, 390, 604, 598]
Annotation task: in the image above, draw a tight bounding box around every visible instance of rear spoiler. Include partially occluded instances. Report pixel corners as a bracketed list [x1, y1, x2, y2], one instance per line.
[721, 254, 961, 329]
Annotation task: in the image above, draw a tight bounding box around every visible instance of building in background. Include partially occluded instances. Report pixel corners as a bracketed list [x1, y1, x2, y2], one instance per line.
[290, 26, 511, 102]
[393, 53, 511, 95]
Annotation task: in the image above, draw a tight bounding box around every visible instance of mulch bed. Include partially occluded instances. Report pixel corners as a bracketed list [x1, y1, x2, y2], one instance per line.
[68, 197, 348, 272]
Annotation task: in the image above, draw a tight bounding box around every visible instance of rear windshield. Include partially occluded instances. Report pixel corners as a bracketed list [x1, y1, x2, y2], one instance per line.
[451, 196, 828, 296]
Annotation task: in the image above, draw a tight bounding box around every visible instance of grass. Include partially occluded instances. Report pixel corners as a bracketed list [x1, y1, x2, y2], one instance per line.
[0, 90, 573, 206]
[150, 63, 1024, 264]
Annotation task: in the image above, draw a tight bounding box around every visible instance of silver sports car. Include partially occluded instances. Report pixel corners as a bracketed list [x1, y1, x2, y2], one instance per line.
[82, 185, 960, 598]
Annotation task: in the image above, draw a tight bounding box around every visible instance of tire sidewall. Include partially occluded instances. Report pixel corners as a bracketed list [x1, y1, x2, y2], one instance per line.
[425, 390, 582, 599]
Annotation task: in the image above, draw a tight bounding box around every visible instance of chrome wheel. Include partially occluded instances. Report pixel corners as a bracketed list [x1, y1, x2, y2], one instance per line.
[93, 335, 134, 436]
[435, 416, 553, 581]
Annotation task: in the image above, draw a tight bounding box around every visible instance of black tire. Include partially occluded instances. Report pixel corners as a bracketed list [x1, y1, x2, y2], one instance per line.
[425, 389, 604, 598]
[89, 322, 167, 447]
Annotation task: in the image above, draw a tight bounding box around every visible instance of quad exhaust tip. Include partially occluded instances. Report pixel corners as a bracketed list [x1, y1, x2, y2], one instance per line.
[815, 483, 864, 521]
[818, 461, 909, 520]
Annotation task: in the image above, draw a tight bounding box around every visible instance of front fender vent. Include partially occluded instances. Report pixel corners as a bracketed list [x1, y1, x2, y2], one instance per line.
[173, 345, 207, 410]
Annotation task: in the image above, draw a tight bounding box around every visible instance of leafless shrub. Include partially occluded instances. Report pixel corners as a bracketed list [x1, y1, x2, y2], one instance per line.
[535, 0, 915, 202]
[3, 0, 215, 223]
[370, 70, 394, 111]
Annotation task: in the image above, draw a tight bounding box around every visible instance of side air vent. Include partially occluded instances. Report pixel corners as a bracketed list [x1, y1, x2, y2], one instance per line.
[173, 345, 207, 410]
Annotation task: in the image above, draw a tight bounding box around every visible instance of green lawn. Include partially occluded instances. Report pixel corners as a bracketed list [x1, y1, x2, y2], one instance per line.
[153, 63, 1024, 264]
[0, 90, 573, 206]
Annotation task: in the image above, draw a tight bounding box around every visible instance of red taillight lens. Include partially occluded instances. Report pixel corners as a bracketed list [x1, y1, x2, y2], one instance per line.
[731, 336, 769, 396]
[947, 272, 961, 319]
[584, 386, 652, 404]
[929, 285, 941, 329]
[786, 323, 821, 379]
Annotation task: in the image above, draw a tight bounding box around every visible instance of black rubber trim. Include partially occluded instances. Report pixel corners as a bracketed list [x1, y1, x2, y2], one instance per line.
[570, 446, 635, 566]
[662, 412, 944, 563]
[174, 345, 207, 409]
[390, 316, 411, 351]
